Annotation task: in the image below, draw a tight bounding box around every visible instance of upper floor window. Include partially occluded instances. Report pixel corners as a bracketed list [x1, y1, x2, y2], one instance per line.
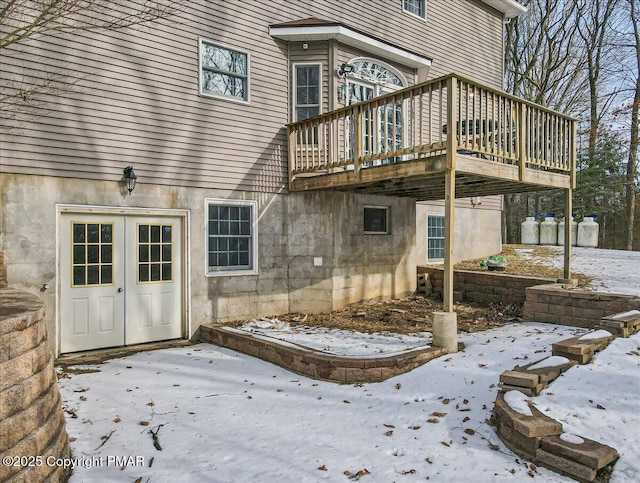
[403, 0, 426, 19]
[293, 63, 321, 121]
[200, 39, 249, 103]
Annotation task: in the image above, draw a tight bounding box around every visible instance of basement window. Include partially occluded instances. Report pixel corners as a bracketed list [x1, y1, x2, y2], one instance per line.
[427, 215, 445, 261]
[206, 199, 258, 276]
[364, 206, 389, 234]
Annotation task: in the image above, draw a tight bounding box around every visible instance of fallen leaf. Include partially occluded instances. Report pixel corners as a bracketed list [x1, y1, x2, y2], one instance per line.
[343, 400, 351, 404]
[442, 399, 450, 405]
[383, 424, 395, 428]
[135, 478, 143, 483]
[596, 404, 606, 410]
[409, 425, 421, 430]
[426, 457, 433, 464]
[277, 389, 284, 392]
[385, 431, 394, 436]
[147, 401, 155, 407]
[464, 428, 475, 436]
[188, 411, 195, 415]
[431, 412, 447, 417]
[79, 396, 87, 401]
[318, 465, 327, 471]
[463, 416, 470, 423]
[478, 363, 487, 368]
[396, 383, 402, 390]
[427, 418, 440, 424]
[440, 441, 450, 447]
[400, 469, 416, 475]
[463, 399, 469, 404]
[140, 421, 149, 426]
[113, 417, 121, 423]
[489, 443, 500, 451]
[69, 437, 77, 442]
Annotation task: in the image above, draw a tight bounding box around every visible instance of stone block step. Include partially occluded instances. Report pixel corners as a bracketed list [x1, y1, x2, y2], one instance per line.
[536, 448, 597, 481]
[499, 383, 545, 397]
[601, 310, 640, 329]
[594, 325, 633, 338]
[552, 332, 613, 364]
[494, 392, 563, 438]
[514, 356, 576, 384]
[499, 370, 539, 388]
[541, 435, 618, 470]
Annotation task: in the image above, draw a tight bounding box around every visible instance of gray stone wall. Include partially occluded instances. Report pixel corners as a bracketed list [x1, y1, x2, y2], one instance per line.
[0, 288, 71, 482]
[523, 284, 640, 328]
[418, 266, 555, 306]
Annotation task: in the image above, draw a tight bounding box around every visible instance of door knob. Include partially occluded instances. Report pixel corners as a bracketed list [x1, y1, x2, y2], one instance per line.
[117, 287, 124, 293]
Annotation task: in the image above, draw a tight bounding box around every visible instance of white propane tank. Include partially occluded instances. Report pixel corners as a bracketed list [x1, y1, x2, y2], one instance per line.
[521, 217, 540, 245]
[577, 216, 599, 247]
[557, 216, 578, 246]
[539, 214, 558, 246]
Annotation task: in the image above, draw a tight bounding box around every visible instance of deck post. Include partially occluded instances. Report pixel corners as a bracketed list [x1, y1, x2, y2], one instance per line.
[563, 187, 573, 281]
[433, 76, 458, 354]
[443, 75, 457, 312]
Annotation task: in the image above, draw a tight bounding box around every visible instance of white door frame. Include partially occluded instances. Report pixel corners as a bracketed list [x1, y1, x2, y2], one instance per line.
[55, 204, 191, 357]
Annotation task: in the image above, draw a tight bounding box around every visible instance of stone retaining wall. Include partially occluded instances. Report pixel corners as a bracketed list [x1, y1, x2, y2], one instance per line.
[0, 288, 70, 483]
[201, 324, 445, 383]
[523, 284, 640, 329]
[417, 266, 555, 306]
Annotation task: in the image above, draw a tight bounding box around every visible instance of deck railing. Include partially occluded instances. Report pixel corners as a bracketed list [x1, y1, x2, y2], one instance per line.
[288, 74, 576, 183]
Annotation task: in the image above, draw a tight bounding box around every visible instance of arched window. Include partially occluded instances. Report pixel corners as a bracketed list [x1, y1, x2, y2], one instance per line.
[345, 59, 407, 165]
[348, 59, 406, 93]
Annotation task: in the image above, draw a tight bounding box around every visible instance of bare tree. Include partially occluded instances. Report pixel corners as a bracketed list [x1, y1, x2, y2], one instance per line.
[0, 0, 184, 126]
[625, 0, 639, 249]
[503, 0, 587, 243]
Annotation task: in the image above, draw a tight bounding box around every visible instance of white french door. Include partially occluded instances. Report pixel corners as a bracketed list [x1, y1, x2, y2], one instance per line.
[60, 213, 183, 353]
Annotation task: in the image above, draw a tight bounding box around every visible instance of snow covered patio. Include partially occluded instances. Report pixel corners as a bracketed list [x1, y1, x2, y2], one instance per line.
[58, 324, 640, 482]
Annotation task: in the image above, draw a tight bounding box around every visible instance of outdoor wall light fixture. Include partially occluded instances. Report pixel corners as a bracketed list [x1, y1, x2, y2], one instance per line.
[337, 63, 355, 78]
[123, 165, 137, 194]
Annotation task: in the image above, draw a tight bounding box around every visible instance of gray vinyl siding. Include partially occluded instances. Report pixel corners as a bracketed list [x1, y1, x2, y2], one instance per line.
[0, 0, 506, 193]
[290, 41, 331, 117]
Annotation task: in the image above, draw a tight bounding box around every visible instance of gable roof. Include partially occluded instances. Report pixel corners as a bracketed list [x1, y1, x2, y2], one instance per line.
[269, 19, 432, 69]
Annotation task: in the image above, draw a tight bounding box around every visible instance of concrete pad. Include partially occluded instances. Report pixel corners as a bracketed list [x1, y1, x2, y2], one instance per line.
[541, 435, 618, 470]
[536, 448, 597, 481]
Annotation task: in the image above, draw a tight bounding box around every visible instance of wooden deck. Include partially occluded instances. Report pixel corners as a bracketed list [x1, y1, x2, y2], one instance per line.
[288, 74, 576, 199]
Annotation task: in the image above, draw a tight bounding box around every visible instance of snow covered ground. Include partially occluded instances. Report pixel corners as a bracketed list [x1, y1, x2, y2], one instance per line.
[238, 320, 431, 356]
[58, 324, 640, 483]
[520, 246, 640, 295]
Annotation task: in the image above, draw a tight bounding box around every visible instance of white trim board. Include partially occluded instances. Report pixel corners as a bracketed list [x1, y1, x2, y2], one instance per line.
[269, 25, 432, 69]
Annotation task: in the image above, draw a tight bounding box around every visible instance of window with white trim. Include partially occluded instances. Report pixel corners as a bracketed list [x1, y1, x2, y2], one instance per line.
[206, 200, 257, 275]
[364, 206, 389, 234]
[294, 63, 321, 121]
[403, 0, 426, 19]
[200, 39, 249, 102]
[427, 215, 445, 261]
